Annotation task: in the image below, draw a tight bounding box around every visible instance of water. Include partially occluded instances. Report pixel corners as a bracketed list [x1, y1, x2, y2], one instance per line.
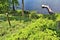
[17, 0, 60, 14]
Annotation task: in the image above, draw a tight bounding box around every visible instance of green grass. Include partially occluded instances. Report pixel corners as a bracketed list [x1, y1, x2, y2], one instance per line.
[0, 13, 60, 40]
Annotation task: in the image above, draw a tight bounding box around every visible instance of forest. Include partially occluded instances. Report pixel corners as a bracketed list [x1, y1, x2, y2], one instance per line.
[0, 0, 60, 40]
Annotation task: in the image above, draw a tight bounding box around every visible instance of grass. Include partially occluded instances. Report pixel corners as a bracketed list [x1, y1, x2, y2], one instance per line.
[0, 12, 60, 40]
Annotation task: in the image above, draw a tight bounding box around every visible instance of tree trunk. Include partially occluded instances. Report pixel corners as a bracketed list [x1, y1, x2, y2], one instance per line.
[22, 0, 24, 16]
[12, 3, 15, 11]
[57, 21, 60, 30]
[6, 13, 11, 26]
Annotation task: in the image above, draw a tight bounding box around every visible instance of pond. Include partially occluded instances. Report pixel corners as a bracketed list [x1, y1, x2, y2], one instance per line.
[18, 0, 60, 14]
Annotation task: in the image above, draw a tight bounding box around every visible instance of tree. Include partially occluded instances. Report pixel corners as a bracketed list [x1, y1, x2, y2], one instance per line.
[0, 0, 10, 13]
[22, 0, 24, 16]
[11, 0, 19, 11]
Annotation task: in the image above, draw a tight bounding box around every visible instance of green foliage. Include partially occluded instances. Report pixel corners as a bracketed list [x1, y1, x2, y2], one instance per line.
[0, 0, 19, 13]
[1, 0, 60, 40]
[0, 13, 60, 40]
[29, 11, 40, 19]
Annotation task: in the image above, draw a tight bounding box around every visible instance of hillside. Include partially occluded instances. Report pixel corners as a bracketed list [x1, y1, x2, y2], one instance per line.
[0, 13, 60, 40]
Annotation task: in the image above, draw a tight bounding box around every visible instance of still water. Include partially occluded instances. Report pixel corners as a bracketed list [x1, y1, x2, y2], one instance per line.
[18, 0, 60, 14]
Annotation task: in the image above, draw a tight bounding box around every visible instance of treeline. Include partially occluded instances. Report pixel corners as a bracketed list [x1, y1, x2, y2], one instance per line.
[0, 0, 24, 16]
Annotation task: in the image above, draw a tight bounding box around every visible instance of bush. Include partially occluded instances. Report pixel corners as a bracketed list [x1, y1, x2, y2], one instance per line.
[0, 13, 60, 40]
[29, 11, 40, 19]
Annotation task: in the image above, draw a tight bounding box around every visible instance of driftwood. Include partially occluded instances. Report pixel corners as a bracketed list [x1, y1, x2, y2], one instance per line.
[42, 5, 54, 15]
